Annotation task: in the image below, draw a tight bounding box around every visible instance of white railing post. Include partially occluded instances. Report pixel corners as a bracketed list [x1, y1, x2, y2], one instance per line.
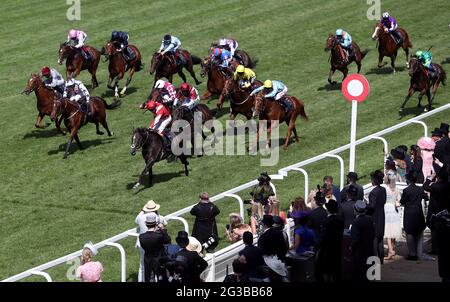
[210, 254, 216, 282]
[30, 271, 52, 282]
[290, 168, 309, 199]
[411, 120, 428, 137]
[325, 154, 345, 191]
[370, 136, 389, 163]
[224, 193, 245, 220]
[104, 242, 126, 282]
[165, 216, 189, 233]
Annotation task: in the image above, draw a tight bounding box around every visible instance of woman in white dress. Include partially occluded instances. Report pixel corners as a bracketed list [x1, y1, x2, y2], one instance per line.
[383, 169, 403, 260]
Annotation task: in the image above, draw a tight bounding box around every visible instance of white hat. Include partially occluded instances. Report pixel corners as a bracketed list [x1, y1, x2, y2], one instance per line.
[145, 212, 158, 224]
[186, 236, 202, 255]
[83, 241, 98, 256]
[263, 255, 288, 277]
[143, 200, 160, 212]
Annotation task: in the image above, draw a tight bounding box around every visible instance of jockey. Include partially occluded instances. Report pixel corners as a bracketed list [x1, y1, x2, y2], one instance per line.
[40, 66, 65, 95]
[251, 80, 288, 102]
[110, 30, 134, 60]
[154, 79, 177, 105]
[416, 50, 436, 79]
[63, 78, 91, 116]
[144, 100, 172, 135]
[212, 47, 232, 69]
[159, 34, 181, 65]
[335, 29, 353, 61]
[174, 83, 199, 110]
[381, 12, 403, 45]
[233, 65, 256, 89]
[67, 29, 90, 60]
[219, 37, 238, 57]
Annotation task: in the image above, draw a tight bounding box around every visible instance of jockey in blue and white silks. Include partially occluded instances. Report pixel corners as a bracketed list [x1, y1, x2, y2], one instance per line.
[336, 29, 353, 61]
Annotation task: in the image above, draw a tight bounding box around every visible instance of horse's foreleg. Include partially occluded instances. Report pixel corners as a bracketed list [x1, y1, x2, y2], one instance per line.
[342, 68, 349, 82]
[74, 133, 83, 150]
[328, 67, 337, 85]
[390, 55, 397, 73]
[35, 112, 46, 128]
[377, 53, 385, 68]
[417, 91, 425, 108]
[400, 87, 415, 112]
[178, 70, 187, 83]
[55, 115, 66, 135]
[63, 129, 78, 159]
[424, 89, 432, 112]
[179, 154, 189, 176]
[121, 69, 136, 96]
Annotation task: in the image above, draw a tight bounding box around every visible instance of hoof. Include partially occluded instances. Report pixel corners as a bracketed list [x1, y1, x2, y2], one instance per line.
[133, 182, 140, 189]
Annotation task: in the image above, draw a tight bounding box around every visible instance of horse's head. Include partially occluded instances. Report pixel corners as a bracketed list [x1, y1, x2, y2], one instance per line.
[200, 56, 212, 77]
[252, 92, 266, 119]
[50, 98, 63, 121]
[22, 73, 43, 95]
[408, 57, 420, 76]
[150, 52, 163, 75]
[325, 34, 337, 51]
[58, 42, 72, 65]
[371, 22, 384, 40]
[221, 78, 236, 98]
[103, 41, 118, 56]
[130, 128, 148, 156]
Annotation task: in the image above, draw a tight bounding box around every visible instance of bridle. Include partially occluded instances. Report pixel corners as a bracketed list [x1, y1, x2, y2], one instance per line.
[131, 129, 149, 151]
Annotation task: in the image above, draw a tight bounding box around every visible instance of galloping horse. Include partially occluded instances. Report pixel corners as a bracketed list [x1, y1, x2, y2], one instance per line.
[22, 74, 65, 134]
[218, 78, 263, 119]
[58, 43, 101, 89]
[130, 127, 189, 188]
[50, 97, 120, 158]
[253, 93, 309, 149]
[102, 41, 143, 98]
[149, 50, 202, 86]
[324, 34, 369, 84]
[400, 57, 446, 113]
[200, 56, 236, 100]
[371, 22, 412, 72]
[208, 42, 258, 68]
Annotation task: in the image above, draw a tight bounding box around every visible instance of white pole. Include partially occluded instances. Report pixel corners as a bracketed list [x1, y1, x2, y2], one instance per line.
[349, 100, 358, 172]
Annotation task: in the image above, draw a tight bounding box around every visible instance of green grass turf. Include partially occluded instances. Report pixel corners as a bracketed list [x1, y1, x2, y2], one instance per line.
[1, 0, 449, 281]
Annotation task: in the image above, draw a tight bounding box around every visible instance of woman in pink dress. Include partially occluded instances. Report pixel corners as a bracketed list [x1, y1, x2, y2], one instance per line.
[76, 242, 103, 282]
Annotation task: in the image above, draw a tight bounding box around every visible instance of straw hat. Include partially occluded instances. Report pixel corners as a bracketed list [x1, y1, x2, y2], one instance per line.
[143, 200, 160, 212]
[186, 236, 202, 255]
[83, 241, 98, 256]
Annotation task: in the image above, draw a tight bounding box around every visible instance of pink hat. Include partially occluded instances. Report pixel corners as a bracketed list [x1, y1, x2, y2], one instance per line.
[417, 137, 435, 151]
[68, 29, 78, 38]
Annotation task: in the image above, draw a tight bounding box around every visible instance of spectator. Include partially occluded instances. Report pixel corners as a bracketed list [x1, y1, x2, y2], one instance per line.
[272, 215, 289, 250]
[351, 200, 375, 282]
[135, 200, 167, 282]
[190, 192, 220, 252]
[382, 169, 402, 260]
[76, 242, 103, 282]
[258, 215, 288, 261]
[432, 207, 450, 282]
[307, 187, 328, 250]
[139, 213, 171, 282]
[323, 176, 341, 202]
[367, 170, 386, 264]
[397, 145, 413, 173]
[322, 184, 337, 202]
[384, 159, 402, 183]
[341, 184, 357, 229]
[224, 258, 250, 282]
[410, 144, 425, 183]
[434, 124, 450, 167]
[288, 197, 311, 220]
[424, 166, 450, 255]
[249, 201, 264, 236]
[400, 172, 429, 261]
[239, 231, 264, 278]
[340, 172, 364, 202]
[174, 231, 208, 283]
[226, 213, 252, 244]
[263, 255, 289, 282]
[417, 136, 436, 179]
[390, 148, 407, 182]
[316, 200, 344, 282]
[250, 172, 275, 213]
[289, 213, 315, 255]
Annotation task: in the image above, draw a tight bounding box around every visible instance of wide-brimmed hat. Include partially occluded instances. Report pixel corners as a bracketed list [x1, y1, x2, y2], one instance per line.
[186, 236, 202, 255]
[143, 200, 160, 212]
[264, 255, 288, 277]
[176, 231, 189, 247]
[83, 241, 98, 256]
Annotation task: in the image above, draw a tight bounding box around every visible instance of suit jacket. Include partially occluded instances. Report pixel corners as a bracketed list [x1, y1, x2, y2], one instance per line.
[434, 137, 450, 166]
[317, 214, 344, 273]
[400, 184, 428, 235]
[340, 199, 356, 229]
[423, 179, 450, 228]
[307, 206, 328, 248]
[351, 214, 375, 270]
[257, 228, 288, 260]
[139, 229, 171, 276]
[340, 183, 364, 202]
[239, 244, 264, 274]
[175, 248, 208, 283]
[190, 202, 220, 244]
[367, 185, 386, 238]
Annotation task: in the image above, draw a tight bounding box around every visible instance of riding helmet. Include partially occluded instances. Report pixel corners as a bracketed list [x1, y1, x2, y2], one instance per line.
[263, 80, 273, 89]
[236, 65, 245, 73]
[335, 29, 343, 36]
[163, 34, 171, 42]
[41, 67, 51, 77]
[180, 83, 189, 91]
[382, 12, 390, 19]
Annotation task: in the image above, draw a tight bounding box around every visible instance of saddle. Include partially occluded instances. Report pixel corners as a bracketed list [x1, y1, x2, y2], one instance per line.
[80, 46, 92, 61]
[277, 97, 294, 113]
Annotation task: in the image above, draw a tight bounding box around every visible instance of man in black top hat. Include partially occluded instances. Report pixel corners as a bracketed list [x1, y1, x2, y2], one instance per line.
[341, 184, 358, 229]
[257, 215, 287, 261]
[434, 126, 450, 167]
[341, 172, 364, 202]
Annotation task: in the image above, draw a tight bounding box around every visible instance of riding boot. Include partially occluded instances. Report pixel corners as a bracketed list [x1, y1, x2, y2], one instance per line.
[393, 31, 403, 46]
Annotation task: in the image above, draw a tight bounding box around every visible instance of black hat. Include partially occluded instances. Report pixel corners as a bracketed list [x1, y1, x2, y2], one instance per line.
[390, 148, 405, 160]
[257, 171, 271, 182]
[314, 185, 326, 205]
[176, 231, 189, 247]
[262, 215, 274, 227]
[347, 172, 358, 181]
[325, 199, 339, 214]
[440, 123, 449, 135]
[432, 128, 444, 138]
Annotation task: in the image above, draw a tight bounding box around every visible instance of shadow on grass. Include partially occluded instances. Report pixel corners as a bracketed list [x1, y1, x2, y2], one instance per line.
[365, 66, 406, 75]
[23, 127, 65, 139]
[317, 82, 342, 91]
[441, 57, 450, 65]
[101, 87, 138, 98]
[47, 137, 115, 156]
[126, 170, 187, 192]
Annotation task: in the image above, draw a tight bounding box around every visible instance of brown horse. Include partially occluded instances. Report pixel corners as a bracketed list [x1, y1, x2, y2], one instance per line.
[149, 50, 202, 86]
[400, 57, 446, 113]
[218, 78, 262, 120]
[58, 43, 101, 89]
[199, 56, 237, 101]
[21, 73, 65, 134]
[325, 34, 369, 84]
[50, 97, 119, 158]
[371, 22, 412, 72]
[102, 41, 143, 98]
[253, 93, 309, 149]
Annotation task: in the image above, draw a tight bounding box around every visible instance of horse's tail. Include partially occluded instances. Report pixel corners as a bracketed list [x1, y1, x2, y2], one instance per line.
[135, 58, 144, 72]
[441, 67, 447, 86]
[295, 98, 309, 121]
[102, 98, 122, 109]
[360, 48, 370, 60]
[191, 55, 202, 65]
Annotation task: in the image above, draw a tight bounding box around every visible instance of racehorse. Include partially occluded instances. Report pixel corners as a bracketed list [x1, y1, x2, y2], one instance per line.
[50, 97, 120, 158]
[102, 41, 143, 98]
[400, 57, 446, 113]
[208, 42, 258, 68]
[149, 50, 202, 87]
[130, 127, 189, 188]
[58, 42, 101, 89]
[371, 21, 412, 72]
[21, 73, 65, 134]
[218, 78, 263, 120]
[253, 93, 309, 149]
[200, 56, 236, 100]
[324, 34, 369, 84]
